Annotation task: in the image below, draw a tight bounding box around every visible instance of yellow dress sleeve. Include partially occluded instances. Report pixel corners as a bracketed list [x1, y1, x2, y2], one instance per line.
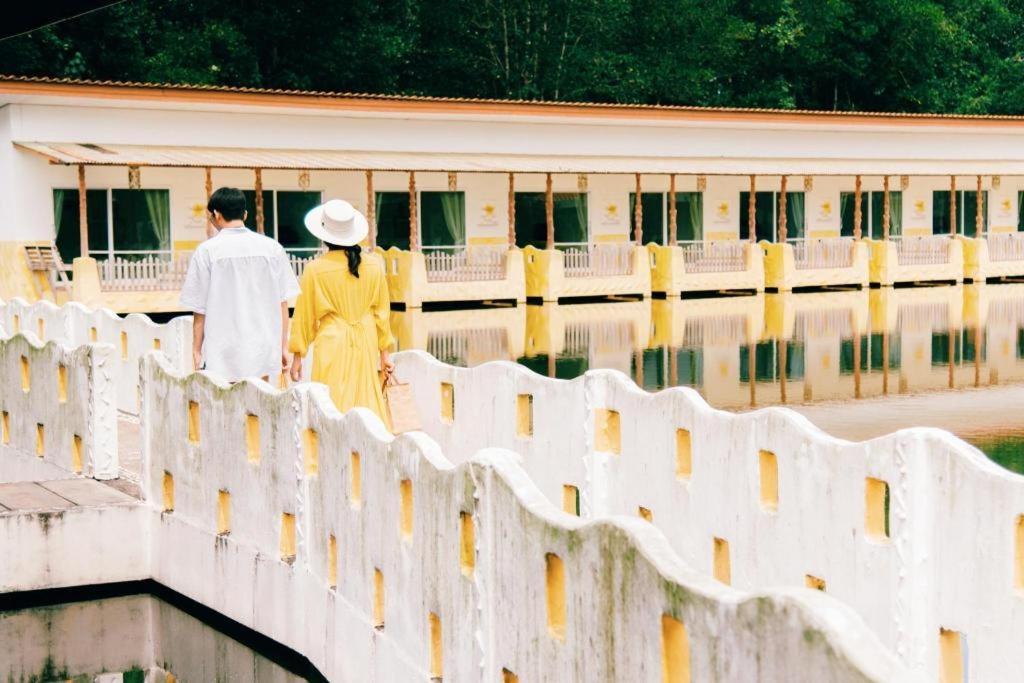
[288, 267, 318, 356]
[372, 270, 395, 351]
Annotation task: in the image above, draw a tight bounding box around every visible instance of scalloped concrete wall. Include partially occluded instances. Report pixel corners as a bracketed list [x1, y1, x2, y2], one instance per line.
[395, 350, 1024, 680]
[136, 353, 909, 682]
[0, 297, 191, 414]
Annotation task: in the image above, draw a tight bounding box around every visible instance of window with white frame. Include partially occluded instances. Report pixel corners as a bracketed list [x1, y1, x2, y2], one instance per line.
[53, 188, 170, 261]
[241, 190, 323, 253]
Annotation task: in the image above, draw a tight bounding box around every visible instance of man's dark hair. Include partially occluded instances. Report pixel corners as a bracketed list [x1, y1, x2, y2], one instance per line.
[207, 187, 247, 221]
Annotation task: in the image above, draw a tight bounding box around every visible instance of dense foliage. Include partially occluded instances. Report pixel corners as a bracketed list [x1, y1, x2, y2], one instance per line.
[3, 0, 1024, 114]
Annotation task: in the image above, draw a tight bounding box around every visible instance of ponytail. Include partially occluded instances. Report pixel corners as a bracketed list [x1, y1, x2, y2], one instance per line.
[325, 243, 362, 277]
[342, 244, 361, 278]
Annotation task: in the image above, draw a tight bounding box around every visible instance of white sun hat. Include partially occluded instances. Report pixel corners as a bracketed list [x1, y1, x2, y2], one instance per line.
[304, 199, 369, 247]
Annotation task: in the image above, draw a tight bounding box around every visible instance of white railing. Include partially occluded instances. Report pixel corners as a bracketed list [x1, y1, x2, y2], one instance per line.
[562, 243, 634, 278]
[680, 240, 747, 273]
[98, 252, 191, 291]
[288, 251, 324, 279]
[424, 246, 507, 283]
[790, 237, 855, 270]
[893, 235, 951, 267]
[987, 232, 1024, 262]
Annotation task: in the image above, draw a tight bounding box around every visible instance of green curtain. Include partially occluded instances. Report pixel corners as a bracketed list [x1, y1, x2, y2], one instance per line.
[573, 193, 588, 243]
[688, 193, 703, 241]
[144, 190, 171, 251]
[889, 191, 903, 236]
[439, 192, 466, 245]
[786, 192, 805, 239]
[53, 189, 65, 241]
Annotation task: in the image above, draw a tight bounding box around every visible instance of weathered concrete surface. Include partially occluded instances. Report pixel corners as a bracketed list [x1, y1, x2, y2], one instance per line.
[397, 349, 1024, 681]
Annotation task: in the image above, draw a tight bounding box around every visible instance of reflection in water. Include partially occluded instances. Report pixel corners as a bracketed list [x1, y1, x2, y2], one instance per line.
[0, 594, 310, 682]
[391, 284, 1024, 473]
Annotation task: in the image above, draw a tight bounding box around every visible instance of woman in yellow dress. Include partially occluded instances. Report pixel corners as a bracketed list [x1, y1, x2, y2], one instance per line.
[288, 199, 395, 429]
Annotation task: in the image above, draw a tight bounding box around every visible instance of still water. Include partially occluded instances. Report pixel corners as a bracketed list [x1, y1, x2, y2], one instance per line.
[391, 284, 1024, 473]
[0, 593, 314, 682]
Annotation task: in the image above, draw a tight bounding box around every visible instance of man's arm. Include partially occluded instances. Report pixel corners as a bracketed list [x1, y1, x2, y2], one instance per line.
[280, 301, 290, 371]
[192, 313, 206, 371]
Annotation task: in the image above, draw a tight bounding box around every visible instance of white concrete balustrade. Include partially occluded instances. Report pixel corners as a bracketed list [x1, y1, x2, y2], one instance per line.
[0, 297, 191, 413]
[0, 323, 117, 480]
[137, 353, 906, 682]
[395, 350, 1024, 681]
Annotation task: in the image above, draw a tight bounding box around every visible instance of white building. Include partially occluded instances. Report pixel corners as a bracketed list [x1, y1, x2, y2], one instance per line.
[3, 75, 1024, 310]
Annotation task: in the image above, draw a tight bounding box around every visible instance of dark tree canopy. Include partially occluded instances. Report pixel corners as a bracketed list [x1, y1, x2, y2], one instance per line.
[3, 0, 1024, 114]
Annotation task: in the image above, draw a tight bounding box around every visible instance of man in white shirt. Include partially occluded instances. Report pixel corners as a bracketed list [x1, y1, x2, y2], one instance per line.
[180, 187, 301, 382]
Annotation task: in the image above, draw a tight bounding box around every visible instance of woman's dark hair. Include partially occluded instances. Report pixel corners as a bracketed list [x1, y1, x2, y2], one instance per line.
[327, 243, 362, 277]
[207, 187, 247, 221]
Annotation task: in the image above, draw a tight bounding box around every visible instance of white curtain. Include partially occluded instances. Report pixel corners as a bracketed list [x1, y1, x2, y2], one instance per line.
[439, 192, 465, 245]
[53, 189, 65, 241]
[145, 190, 171, 251]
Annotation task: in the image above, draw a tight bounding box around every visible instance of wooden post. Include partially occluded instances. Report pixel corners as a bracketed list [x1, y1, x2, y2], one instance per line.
[748, 343, 756, 407]
[204, 166, 214, 238]
[409, 171, 419, 252]
[882, 331, 890, 395]
[77, 165, 88, 257]
[976, 175, 984, 236]
[254, 168, 265, 234]
[634, 349, 644, 387]
[508, 172, 516, 248]
[882, 176, 891, 240]
[366, 170, 376, 249]
[777, 176, 788, 242]
[668, 174, 678, 246]
[853, 330, 862, 399]
[949, 175, 957, 235]
[545, 172, 554, 250]
[633, 173, 643, 244]
[853, 175, 863, 240]
[748, 175, 757, 242]
[779, 340, 788, 404]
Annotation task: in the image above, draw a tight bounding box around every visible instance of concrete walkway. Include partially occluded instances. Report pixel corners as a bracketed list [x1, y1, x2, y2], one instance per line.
[0, 479, 136, 512]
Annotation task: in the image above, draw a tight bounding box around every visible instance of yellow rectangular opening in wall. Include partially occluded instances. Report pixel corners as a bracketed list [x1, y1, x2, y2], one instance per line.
[938, 628, 965, 683]
[120, 331, 128, 360]
[187, 401, 200, 444]
[1, 411, 8, 445]
[661, 614, 691, 683]
[501, 669, 519, 683]
[429, 612, 443, 679]
[217, 490, 231, 535]
[675, 429, 692, 479]
[400, 479, 413, 541]
[460, 511, 475, 576]
[153, 338, 161, 351]
[350, 452, 362, 508]
[562, 485, 580, 516]
[545, 553, 566, 640]
[20, 356, 29, 393]
[35, 424, 44, 457]
[516, 393, 533, 437]
[594, 409, 621, 454]
[303, 428, 319, 476]
[245, 414, 260, 463]
[373, 568, 385, 628]
[638, 506, 653, 522]
[759, 450, 779, 511]
[71, 434, 82, 474]
[57, 364, 68, 403]
[865, 477, 890, 540]
[440, 382, 455, 423]
[88, 326, 97, 342]
[713, 537, 731, 585]
[12, 315, 19, 333]
[162, 472, 174, 512]
[37, 318, 44, 340]
[280, 513, 296, 561]
[805, 575, 826, 591]
[328, 534, 338, 589]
